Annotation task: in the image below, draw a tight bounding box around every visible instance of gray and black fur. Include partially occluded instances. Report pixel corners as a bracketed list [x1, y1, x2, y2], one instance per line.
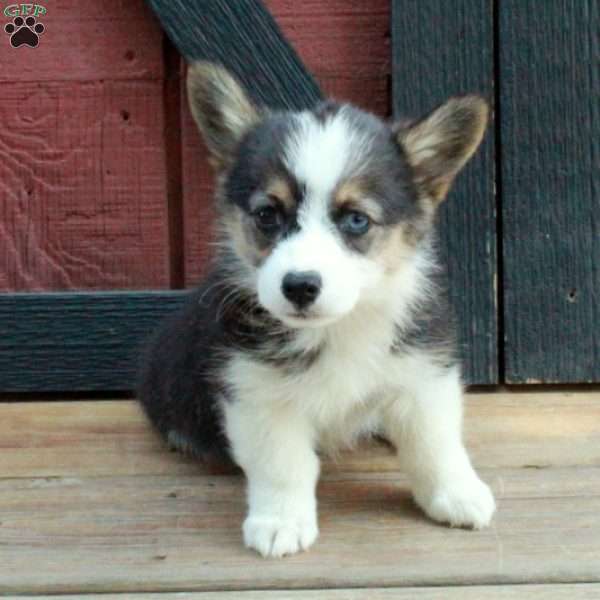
[138, 61, 488, 465]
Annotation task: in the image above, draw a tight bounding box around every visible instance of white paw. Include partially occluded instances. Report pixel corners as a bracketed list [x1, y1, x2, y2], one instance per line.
[243, 513, 318, 558]
[415, 475, 496, 529]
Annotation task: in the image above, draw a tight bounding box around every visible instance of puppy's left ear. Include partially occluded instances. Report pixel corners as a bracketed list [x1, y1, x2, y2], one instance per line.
[395, 95, 489, 203]
[187, 61, 260, 170]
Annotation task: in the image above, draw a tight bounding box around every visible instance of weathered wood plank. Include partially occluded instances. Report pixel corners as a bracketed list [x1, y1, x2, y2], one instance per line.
[0, 292, 186, 391]
[391, 0, 497, 384]
[500, 1, 600, 382]
[0, 81, 170, 291]
[1, 468, 599, 593]
[18, 584, 600, 599]
[2, 392, 600, 593]
[266, 0, 390, 117]
[179, 0, 391, 285]
[1, 392, 599, 477]
[0, 1, 164, 83]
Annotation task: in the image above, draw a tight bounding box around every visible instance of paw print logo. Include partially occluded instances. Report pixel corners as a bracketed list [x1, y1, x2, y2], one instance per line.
[4, 16, 45, 48]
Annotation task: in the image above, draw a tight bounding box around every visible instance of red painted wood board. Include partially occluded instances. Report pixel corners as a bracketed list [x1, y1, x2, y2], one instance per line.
[269, 0, 391, 116]
[1, 0, 391, 289]
[0, 1, 171, 290]
[182, 0, 391, 285]
[0, 80, 170, 291]
[0, 0, 164, 82]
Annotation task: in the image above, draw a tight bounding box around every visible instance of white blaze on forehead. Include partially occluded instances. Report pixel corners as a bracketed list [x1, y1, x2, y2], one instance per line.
[284, 109, 365, 200]
[256, 109, 393, 329]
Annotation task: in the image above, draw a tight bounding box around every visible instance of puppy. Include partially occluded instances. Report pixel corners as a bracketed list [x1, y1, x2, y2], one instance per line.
[138, 62, 495, 558]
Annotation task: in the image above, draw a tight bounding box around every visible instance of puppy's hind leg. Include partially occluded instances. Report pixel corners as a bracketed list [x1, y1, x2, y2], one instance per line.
[384, 365, 495, 529]
[223, 399, 320, 558]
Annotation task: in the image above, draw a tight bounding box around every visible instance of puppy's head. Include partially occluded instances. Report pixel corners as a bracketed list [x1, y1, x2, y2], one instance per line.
[187, 62, 488, 328]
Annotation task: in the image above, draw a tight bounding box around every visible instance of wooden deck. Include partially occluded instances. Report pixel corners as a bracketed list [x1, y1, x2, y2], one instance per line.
[1, 391, 599, 597]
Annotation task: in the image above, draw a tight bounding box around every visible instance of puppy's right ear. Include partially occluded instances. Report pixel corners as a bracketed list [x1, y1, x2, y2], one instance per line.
[186, 62, 259, 170]
[394, 95, 488, 204]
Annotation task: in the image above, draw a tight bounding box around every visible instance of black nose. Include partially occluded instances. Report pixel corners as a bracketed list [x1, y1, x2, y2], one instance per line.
[281, 271, 322, 309]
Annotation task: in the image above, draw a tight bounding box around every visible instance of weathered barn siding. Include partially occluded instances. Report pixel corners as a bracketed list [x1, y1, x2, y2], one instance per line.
[1, 0, 597, 389]
[499, 0, 600, 383]
[0, 1, 171, 291]
[391, 0, 497, 383]
[0, 0, 390, 291]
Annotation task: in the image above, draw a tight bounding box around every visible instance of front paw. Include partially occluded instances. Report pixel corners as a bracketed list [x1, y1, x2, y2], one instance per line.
[243, 513, 318, 558]
[415, 475, 496, 529]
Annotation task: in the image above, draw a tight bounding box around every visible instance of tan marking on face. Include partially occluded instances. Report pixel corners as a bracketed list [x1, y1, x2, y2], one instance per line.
[334, 179, 384, 223]
[371, 224, 419, 274]
[264, 176, 295, 211]
[222, 209, 265, 267]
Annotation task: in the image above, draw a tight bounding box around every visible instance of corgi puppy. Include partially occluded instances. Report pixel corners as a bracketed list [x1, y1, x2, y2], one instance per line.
[138, 62, 495, 558]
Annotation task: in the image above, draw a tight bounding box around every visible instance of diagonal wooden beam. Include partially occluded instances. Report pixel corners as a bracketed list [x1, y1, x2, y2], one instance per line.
[146, 0, 323, 110]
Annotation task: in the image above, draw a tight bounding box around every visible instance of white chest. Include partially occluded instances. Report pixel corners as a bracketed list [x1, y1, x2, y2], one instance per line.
[226, 308, 412, 447]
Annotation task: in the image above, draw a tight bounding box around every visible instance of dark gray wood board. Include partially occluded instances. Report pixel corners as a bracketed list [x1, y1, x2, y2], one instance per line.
[146, 0, 322, 110]
[500, 1, 600, 382]
[0, 293, 187, 392]
[391, 0, 497, 384]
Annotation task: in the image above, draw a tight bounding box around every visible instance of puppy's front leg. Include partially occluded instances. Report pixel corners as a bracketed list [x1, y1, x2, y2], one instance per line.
[224, 400, 320, 558]
[385, 367, 495, 529]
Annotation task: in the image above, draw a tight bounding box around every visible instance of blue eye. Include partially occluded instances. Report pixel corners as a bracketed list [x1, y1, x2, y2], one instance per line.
[339, 211, 371, 236]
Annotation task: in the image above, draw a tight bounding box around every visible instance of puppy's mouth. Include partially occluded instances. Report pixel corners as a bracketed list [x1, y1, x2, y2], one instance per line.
[280, 310, 340, 329]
